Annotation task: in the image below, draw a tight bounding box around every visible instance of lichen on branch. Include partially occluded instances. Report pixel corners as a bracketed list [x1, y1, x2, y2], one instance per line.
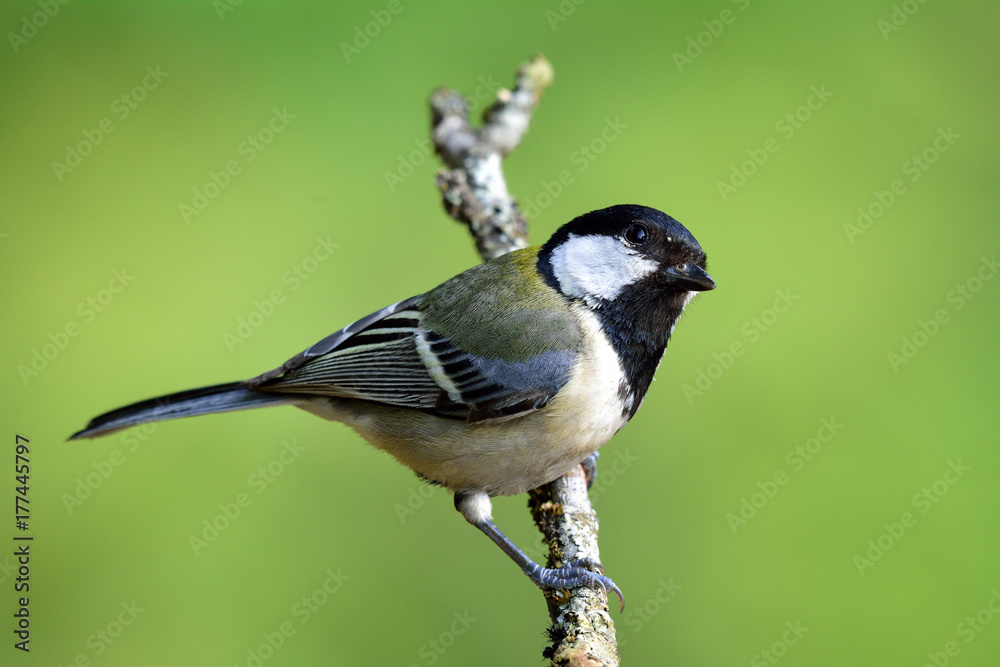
[428, 54, 621, 667]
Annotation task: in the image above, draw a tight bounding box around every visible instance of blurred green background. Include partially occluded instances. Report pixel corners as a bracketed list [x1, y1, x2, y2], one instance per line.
[2, 2, 999, 665]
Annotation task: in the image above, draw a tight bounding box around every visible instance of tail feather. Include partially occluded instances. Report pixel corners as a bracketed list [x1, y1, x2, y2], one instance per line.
[69, 382, 296, 440]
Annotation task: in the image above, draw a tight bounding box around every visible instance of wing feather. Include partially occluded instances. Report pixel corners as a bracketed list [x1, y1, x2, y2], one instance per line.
[246, 249, 583, 423]
[247, 299, 444, 409]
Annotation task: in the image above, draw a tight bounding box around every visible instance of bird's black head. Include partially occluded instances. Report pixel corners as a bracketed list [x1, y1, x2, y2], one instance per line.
[538, 204, 714, 310]
[537, 204, 715, 416]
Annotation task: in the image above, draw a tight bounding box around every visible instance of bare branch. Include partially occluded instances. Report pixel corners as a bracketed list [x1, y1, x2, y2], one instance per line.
[532, 467, 620, 667]
[429, 54, 620, 666]
[430, 54, 552, 260]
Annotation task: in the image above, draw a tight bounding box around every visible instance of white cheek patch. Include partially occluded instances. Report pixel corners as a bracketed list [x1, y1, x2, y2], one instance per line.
[550, 234, 659, 305]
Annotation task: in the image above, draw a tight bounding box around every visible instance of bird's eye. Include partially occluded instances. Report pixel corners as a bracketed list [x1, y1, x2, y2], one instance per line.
[624, 223, 649, 246]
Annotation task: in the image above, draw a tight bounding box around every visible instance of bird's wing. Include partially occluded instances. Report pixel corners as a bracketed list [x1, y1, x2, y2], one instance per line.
[246, 248, 582, 423]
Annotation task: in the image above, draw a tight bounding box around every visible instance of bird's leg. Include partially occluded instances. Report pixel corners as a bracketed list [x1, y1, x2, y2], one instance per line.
[581, 451, 599, 489]
[455, 492, 624, 611]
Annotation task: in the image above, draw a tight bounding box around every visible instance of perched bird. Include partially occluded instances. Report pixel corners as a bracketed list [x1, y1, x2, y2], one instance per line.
[71, 204, 714, 610]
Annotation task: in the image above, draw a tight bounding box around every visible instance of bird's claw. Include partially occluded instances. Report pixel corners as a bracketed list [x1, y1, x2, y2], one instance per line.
[524, 558, 624, 612]
[566, 556, 605, 575]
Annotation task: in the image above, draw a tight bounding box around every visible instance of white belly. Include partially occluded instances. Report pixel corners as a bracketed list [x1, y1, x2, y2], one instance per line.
[301, 307, 631, 497]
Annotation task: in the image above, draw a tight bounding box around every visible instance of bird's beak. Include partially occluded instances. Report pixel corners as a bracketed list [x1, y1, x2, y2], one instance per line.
[666, 264, 716, 291]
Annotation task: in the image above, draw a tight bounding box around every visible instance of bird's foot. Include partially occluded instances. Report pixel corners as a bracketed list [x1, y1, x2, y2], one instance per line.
[524, 557, 624, 612]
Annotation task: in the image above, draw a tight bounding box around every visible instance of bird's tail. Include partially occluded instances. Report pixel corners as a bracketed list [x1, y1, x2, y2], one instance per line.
[69, 382, 296, 440]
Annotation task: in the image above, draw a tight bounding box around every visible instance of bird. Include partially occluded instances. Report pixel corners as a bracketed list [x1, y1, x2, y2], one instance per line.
[70, 204, 714, 611]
